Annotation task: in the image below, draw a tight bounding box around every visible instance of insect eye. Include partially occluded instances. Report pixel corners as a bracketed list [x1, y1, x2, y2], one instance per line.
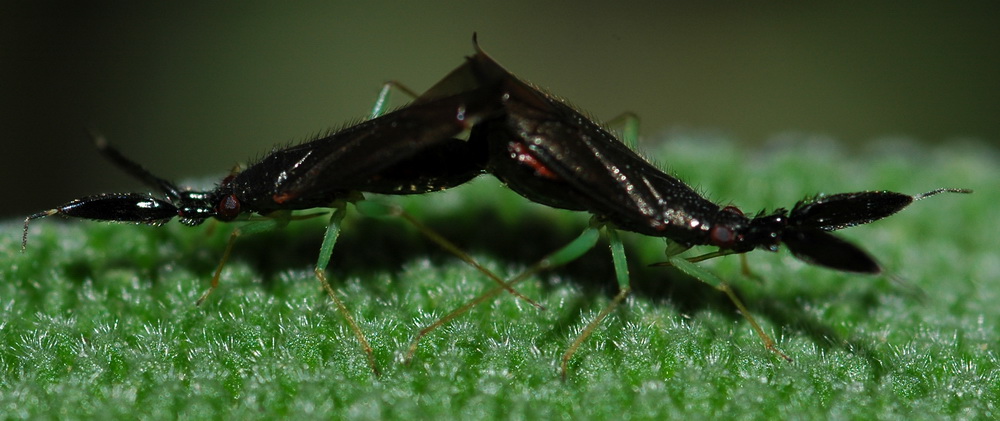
[710, 225, 737, 248]
[215, 194, 241, 221]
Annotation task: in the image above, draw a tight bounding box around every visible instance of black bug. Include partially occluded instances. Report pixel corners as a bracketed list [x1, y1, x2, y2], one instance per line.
[20, 80, 532, 376]
[22, 35, 972, 378]
[22, 90, 496, 234]
[399, 38, 972, 376]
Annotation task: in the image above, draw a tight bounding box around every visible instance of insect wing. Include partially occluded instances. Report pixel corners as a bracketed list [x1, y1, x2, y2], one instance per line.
[489, 77, 718, 238]
[352, 135, 489, 194]
[252, 89, 502, 205]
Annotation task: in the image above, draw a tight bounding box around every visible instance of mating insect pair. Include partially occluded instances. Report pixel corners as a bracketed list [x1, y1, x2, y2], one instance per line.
[22, 35, 970, 377]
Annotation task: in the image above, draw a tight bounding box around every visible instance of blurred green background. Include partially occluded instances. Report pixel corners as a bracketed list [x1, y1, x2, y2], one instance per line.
[3, 1, 998, 218]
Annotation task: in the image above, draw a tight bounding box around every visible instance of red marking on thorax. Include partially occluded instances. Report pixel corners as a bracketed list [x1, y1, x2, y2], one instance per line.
[272, 192, 296, 204]
[508, 142, 559, 180]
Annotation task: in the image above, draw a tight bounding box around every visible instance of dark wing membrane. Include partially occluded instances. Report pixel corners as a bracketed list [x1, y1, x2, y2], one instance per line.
[287, 89, 500, 192]
[491, 73, 719, 240]
[232, 87, 502, 209]
[350, 135, 489, 194]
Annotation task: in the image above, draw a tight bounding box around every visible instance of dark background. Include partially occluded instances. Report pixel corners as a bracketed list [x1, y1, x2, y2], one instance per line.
[3, 2, 998, 218]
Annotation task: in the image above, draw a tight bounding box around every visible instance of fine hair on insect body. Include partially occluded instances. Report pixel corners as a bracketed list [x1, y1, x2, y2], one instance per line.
[21, 34, 972, 378]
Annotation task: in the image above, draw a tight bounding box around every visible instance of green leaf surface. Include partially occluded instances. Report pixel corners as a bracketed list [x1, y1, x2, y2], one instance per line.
[2, 134, 996, 420]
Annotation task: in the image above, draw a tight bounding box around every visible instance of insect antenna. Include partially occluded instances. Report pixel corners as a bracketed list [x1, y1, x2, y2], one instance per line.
[90, 130, 184, 201]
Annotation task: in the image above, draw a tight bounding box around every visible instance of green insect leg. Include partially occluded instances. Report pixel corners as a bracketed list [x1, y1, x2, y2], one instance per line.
[665, 246, 791, 362]
[312, 201, 382, 376]
[354, 200, 543, 309]
[195, 214, 292, 306]
[369, 81, 421, 119]
[404, 225, 602, 364]
[559, 227, 631, 379]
